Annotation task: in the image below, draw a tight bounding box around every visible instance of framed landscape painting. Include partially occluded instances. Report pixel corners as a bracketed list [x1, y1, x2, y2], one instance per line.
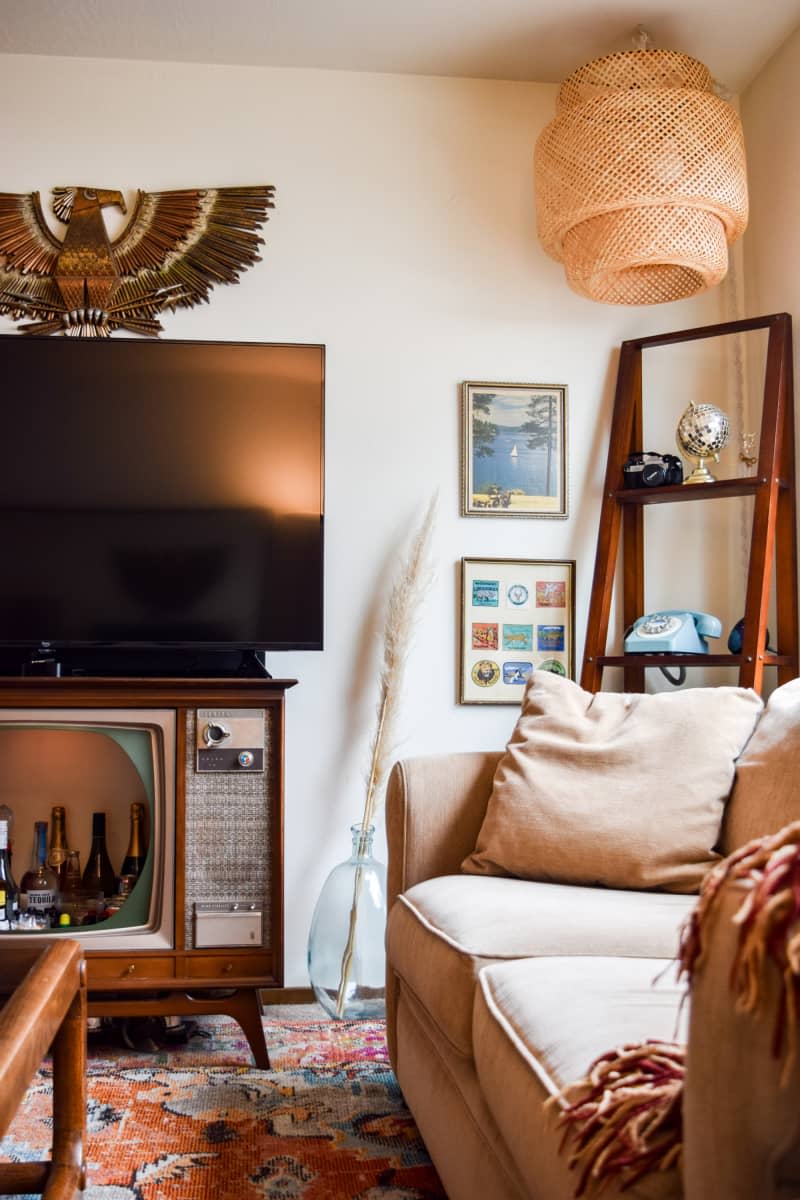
[461, 381, 567, 518]
[459, 557, 575, 704]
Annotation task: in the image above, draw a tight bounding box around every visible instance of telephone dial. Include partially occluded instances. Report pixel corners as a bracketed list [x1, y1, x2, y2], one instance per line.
[624, 610, 722, 655]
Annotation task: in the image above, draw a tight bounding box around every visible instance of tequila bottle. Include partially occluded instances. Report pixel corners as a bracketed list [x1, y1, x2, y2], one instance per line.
[20, 821, 59, 922]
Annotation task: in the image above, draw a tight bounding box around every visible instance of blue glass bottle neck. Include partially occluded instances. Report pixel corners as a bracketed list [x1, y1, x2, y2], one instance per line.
[35, 822, 48, 868]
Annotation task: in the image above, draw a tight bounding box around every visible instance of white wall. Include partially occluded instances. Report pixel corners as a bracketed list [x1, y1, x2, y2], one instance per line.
[742, 26, 800, 412]
[740, 26, 800, 691]
[0, 54, 734, 983]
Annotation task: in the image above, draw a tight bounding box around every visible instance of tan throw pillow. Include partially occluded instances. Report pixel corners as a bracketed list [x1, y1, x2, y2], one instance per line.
[720, 678, 800, 855]
[462, 671, 763, 893]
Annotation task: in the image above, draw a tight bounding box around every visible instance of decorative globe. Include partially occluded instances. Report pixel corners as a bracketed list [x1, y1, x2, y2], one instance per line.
[676, 401, 730, 483]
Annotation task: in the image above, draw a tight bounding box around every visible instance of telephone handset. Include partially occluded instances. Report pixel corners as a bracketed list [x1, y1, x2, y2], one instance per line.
[624, 610, 723, 655]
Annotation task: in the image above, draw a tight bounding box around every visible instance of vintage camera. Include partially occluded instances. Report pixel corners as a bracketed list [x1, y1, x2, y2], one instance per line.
[622, 451, 684, 489]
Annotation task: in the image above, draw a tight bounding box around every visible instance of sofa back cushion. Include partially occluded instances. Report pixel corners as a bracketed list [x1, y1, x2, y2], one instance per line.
[462, 671, 763, 893]
[720, 678, 800, 854]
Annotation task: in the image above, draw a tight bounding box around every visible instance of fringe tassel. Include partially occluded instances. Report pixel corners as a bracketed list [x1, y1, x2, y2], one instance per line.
[553, 823, 800, 1197]
[678, 819, 800, 1084]
[550, 1041, 685, 1197]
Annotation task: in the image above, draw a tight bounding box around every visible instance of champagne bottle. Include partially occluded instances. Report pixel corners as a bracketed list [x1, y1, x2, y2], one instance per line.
[0, 817, 18, 929]
[20, 821, 59, 922]
[48, 805, 69, 887]
[81, 812, 116, 898]
[120, 801, 147, 881]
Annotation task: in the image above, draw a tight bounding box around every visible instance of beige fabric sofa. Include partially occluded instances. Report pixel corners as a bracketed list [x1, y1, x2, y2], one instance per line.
[385, 686, 800, 1200]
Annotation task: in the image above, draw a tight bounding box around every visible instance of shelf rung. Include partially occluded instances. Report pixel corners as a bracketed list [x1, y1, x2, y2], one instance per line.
[613, 477, 784, 505]
[593, 653, 792, 669]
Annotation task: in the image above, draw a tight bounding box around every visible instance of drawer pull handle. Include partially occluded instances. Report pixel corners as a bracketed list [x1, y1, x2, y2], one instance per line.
[223, 962, 233, 973]
[124, 964, 136, 975]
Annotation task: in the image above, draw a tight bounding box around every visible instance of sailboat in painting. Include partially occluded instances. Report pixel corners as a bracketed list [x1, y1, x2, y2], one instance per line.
[510, 444, 518, 458]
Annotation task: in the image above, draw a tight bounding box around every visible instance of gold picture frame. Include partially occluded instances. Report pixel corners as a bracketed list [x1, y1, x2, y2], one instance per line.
[459, 557, 575, 704]
[461, 381, 568, 517]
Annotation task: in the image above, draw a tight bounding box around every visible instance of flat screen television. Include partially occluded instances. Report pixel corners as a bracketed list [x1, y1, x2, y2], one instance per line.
[0, 336, 325, 675]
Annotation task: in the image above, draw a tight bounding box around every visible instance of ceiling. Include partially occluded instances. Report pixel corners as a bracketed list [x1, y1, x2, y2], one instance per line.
[1, 0, 799, 93]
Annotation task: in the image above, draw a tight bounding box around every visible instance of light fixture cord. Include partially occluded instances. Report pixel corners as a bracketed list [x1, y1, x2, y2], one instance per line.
[632, 25, 653, 50]
[720, 241, 751, 582]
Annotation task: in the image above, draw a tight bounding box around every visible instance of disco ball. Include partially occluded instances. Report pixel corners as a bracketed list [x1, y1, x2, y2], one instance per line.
[676, 401, 730, 484]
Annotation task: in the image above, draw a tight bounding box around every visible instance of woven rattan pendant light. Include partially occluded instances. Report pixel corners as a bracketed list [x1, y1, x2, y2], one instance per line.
[534, 47, 748, 305]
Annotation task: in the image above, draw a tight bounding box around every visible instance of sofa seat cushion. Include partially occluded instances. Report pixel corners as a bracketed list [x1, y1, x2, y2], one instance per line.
[387, 874, 693, 1058]
[474, 956, 688, 1200]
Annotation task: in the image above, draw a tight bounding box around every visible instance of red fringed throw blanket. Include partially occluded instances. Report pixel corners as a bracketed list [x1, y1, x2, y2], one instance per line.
[553, 819, 800, 1196]
[678, 817, 800, 1084]
[552, 1040, 685, 1196]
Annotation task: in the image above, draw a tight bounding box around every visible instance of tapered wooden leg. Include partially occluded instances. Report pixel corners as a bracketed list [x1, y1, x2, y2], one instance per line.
[49, 962, 87, 1197]
[90, 987, 271, 1069]
[220, 989, 270, 1068]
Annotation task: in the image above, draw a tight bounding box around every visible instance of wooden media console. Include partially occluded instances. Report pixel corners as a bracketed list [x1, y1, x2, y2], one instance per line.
[0, 675, 296, 1068]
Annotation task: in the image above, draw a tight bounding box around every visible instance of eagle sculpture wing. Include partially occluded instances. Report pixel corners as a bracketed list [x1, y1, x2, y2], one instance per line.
[0, 191, 65, 324]
[0, 184, 275, 337]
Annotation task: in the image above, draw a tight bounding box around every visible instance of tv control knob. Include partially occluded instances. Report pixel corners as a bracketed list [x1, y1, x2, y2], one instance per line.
[238, 750, 255, 768]
[203, 721, 231, 747]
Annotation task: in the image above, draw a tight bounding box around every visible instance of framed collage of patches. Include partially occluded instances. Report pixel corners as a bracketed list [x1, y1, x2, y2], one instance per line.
[459, 557, 575, 704]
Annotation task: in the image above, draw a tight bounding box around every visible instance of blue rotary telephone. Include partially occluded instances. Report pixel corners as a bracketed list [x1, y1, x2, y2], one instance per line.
[624, 610, 722, 654]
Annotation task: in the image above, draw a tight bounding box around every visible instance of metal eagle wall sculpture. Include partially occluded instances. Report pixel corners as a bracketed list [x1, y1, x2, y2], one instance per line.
[0, 184, 275, 337]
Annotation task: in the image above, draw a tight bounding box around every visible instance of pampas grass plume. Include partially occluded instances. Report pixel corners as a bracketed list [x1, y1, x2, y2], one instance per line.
[335, 494, 437, 1016]
[360, 493, 437, 833]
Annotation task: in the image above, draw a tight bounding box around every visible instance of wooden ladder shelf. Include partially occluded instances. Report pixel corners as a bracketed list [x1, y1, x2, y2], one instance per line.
[581, 313, 799, 695]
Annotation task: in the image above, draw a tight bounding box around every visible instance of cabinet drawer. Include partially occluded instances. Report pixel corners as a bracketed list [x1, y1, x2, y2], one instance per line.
[88, 955, 176, 982]
[186, 953, 269, 980]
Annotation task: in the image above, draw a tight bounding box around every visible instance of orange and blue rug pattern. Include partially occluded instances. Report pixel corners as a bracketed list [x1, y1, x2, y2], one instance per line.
[1, 1017, 447, 1199]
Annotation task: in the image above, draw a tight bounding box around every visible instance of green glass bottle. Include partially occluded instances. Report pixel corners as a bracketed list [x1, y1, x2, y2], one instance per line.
[81, 812, 116, 899]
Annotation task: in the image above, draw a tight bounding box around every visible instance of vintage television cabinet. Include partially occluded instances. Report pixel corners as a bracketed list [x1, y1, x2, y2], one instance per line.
[0, 675, 295, 1067]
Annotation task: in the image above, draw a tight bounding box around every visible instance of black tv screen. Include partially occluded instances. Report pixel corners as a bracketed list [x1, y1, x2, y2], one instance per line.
[0, 336, 324, 666]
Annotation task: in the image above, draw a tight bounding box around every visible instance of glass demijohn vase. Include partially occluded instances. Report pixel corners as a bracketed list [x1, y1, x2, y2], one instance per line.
[307, 823, 387, 1020]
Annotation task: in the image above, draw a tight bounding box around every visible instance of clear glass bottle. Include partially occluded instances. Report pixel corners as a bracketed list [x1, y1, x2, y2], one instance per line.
[0, 817, 19, 929]
[58, 849, 83, 925]
[307, 823, 387, 1020]
[81, 811, 116, 898]
[119, 801, 147, 881]
[20, 820, 59, 922]
[63, 849, 82, 898]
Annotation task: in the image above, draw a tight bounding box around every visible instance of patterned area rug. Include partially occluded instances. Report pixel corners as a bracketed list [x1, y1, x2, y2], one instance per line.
[1, 1016, 446, 1199]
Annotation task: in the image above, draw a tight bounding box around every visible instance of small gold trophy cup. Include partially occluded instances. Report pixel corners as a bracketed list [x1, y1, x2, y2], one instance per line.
[676, 401, 731, 484]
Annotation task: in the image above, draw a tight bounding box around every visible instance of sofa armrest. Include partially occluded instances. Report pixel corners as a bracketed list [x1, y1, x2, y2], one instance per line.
[386, 751, 502, 906]
[384, 751, 501, 1070]
[683, 879, 800, 1200]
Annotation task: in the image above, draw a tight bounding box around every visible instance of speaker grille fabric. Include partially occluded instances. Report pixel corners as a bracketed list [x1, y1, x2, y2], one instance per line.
[183, 708, 275, 949]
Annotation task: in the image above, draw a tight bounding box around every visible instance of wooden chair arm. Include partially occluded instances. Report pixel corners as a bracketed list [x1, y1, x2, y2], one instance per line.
[0, 938, 87, 1199]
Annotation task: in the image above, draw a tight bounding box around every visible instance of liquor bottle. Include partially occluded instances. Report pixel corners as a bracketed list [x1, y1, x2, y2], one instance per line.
[81, 812, 116, 898]
[57, 848, 83, 926]
[62, 849, 82, 899]
[20, 821, 59, 922]
[0, 802, 14, 862]
[48, 805, 69, 888]
[119, 802, 147, 881]
[0, 817, 18, 929]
